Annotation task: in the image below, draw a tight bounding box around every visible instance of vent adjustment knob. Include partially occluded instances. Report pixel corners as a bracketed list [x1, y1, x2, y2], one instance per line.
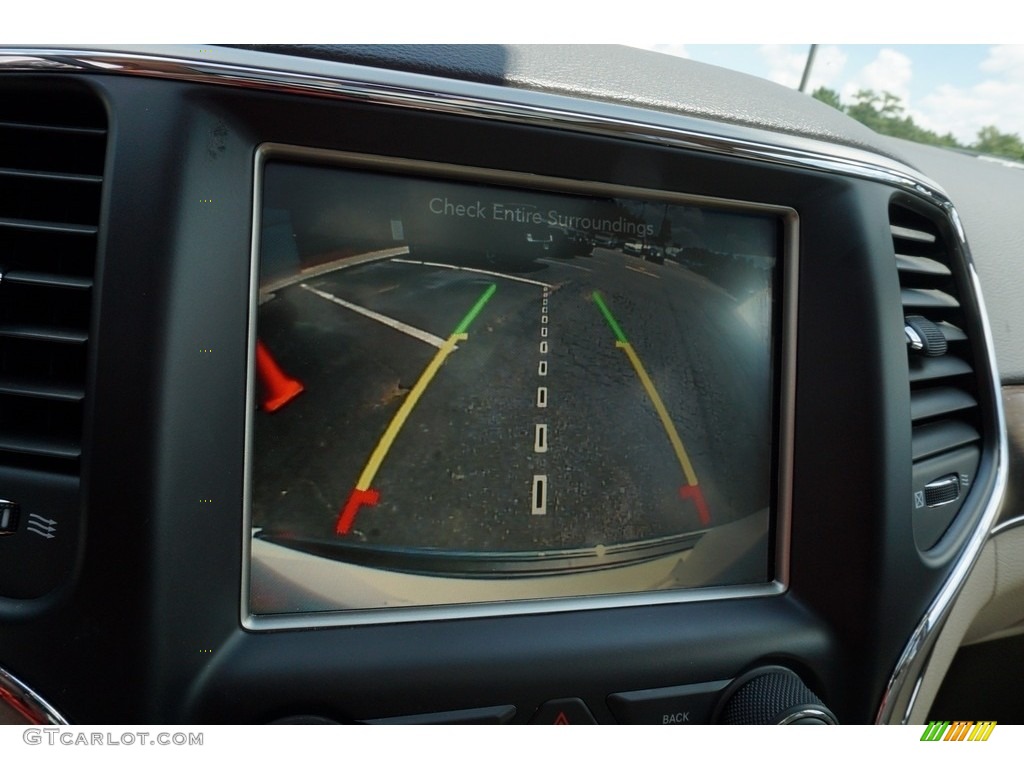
[905, 315, 948, 357]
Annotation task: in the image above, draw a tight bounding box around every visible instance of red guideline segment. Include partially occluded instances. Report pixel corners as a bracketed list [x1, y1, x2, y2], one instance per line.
[336, 488, 380, 534]
[679, 485, 711, 526]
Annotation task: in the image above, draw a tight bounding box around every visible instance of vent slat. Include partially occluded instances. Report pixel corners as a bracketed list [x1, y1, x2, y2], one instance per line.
[908, 355, 973, 383]
[912, 420, 980, 462]
[0, 323, 89, 345]
[911, 387, 978, 422]
[0, 119, 106, 136]
[891, 224, 937, 243]
[0, 216, 97, 235]
[0, 170, 102, 225]
[901, 287, 960, 310]
[0, 167, 102, 184]
[895, 253, 951, 278]
[0, 433, 81, 461]
[0, 376, 84, 402]
[2, 271, 93, 290]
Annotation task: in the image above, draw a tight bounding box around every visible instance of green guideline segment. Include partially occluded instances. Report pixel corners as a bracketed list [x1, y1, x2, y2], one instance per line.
[592, 291, 627, 343]
[454, 283, 498, 335]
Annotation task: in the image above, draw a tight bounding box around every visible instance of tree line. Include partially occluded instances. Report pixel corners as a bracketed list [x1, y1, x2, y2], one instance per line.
[812, 87, 1024, 162]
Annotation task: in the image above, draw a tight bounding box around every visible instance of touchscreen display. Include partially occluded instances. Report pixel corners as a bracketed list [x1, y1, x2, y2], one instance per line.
[248, 150, 784, 618]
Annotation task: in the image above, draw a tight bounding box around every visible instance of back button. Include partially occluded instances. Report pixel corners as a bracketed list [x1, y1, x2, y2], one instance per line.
[607, 680, 730, 724]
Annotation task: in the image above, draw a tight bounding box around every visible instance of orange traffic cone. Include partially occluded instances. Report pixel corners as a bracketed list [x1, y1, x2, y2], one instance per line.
[256, 339, 304, 412]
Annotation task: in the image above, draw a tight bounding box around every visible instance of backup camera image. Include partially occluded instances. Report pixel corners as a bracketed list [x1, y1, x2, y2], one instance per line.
[248, 152, 782, 616]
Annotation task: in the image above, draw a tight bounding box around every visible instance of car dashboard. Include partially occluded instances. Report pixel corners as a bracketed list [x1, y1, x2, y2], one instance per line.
[0, 44, 1020, 726]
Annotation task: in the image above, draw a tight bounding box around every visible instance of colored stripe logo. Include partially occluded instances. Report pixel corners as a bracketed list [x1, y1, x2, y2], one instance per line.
[920, 720, 996, 741]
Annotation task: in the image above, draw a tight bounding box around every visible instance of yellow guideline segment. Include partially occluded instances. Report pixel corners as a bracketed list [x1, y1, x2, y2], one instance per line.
[355, 332, 468, 492]
[615, 340, 699, 487]
[336, 283, 496, 535]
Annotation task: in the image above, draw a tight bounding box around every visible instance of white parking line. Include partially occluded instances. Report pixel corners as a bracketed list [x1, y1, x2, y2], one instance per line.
[391, 257, 552, 288]
[299, 284, 448, 349]
[531, 291, 551, 519]
[534, 424, 548, 453]
[625, 265, 660, 279]
[531, 475, 548, 515]
[261, 246, 410, 296]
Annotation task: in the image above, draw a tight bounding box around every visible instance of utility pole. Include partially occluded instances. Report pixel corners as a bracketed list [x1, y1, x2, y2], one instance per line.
[799, 44, 818, 93]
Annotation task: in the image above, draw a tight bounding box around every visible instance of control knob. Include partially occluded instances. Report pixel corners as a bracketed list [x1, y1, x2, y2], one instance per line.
[717, 666, 837, 724]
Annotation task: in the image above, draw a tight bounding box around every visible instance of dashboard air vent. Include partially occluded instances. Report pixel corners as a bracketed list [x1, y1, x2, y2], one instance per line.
[0, 84, 106, 474]
[891, 202, 981, 551]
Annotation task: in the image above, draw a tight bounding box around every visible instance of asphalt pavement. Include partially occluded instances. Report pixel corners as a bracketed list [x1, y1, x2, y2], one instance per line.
[251, 247, 773, 555]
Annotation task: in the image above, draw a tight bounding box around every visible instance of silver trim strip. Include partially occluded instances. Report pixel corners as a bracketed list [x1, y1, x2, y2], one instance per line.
[2, 44, 1006, 723]
[991, 515, 1024, 536]
[0, 665, 67, 724]
[0, 47, 948, 204]
[778, 708, 838, 725]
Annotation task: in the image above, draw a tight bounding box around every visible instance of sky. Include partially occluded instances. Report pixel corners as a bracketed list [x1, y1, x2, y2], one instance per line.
[641, 45, 1024, 145]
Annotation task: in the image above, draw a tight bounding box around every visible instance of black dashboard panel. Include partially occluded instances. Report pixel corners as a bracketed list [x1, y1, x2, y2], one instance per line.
[236, 44, 900, 157]
[0, 46, 1008, 725]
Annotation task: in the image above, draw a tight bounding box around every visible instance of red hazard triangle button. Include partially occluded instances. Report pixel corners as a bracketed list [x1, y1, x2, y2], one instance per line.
[530, 698, 597, 724]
